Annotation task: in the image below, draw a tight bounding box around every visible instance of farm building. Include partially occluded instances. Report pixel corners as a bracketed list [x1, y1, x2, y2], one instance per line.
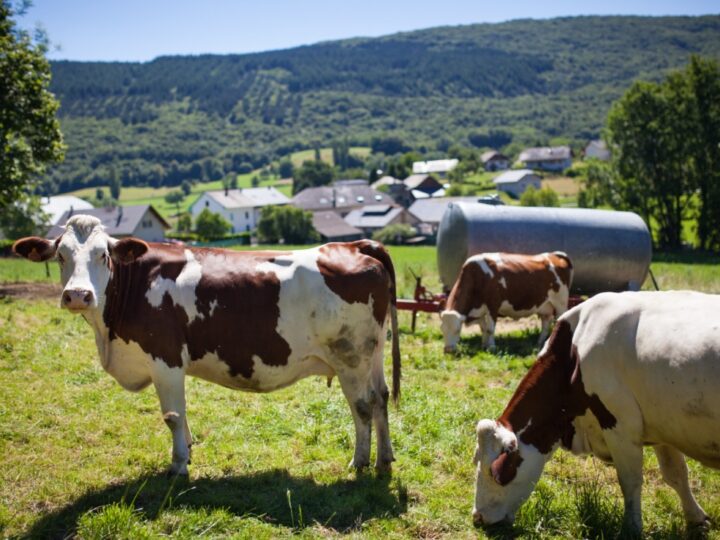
[518, 146, 573, 171]
[481, 151, 510, 171]
[41, 196, 94, 225]
[408, 196, 480, 237]
[584, 139, 611, 161]
[492, 169, 542, 198]
[292, 180, 393, 216]
[47, 205, 170, 242]
[412, 159, 458, 178]
[311, 211, 363, 242]
[190, 187, 289, 233]
[343, 205, 419, 237]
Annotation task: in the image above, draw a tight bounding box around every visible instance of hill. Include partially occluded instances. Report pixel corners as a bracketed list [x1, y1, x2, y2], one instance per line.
[43, 15, 720, 194]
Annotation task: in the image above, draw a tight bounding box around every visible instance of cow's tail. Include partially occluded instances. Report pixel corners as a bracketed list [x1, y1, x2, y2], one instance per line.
[356, 240, 401, 404]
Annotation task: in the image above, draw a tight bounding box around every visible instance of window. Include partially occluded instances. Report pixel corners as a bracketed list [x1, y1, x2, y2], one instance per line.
[245, 211, 249, 219]
[230, 213, 234, 220]
[205, 201, 209, 207]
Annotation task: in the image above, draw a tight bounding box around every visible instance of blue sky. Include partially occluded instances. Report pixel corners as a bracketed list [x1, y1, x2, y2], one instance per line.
[17, 0, 720, 62]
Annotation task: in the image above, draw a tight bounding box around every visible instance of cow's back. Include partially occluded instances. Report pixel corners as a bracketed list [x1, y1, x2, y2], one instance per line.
[568, 291, 720, 468]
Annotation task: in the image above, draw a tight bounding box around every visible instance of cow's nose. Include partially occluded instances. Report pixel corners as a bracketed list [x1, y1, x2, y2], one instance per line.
[472, 510, 484, 526]
[62, 289, 94, 310]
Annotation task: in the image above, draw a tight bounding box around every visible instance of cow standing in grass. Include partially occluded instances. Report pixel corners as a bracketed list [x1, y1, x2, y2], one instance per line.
[440, 252, 572, 352]
[472, 291, 720, 535]
[13, 215, 401, 474]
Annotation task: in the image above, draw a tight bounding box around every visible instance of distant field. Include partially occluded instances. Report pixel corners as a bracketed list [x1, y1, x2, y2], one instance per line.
[1, 246, 720, 538]
[289, 146, 370, 168]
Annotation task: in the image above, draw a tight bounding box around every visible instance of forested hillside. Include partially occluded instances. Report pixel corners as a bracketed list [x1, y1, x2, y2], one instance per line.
[44, 15, 720, 194]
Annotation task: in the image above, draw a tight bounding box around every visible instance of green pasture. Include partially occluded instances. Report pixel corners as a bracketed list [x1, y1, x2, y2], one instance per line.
[1, 247, 720, 538]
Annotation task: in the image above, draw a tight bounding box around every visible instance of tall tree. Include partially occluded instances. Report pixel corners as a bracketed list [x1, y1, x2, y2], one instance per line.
[292, 160, 334, 194]
[0, 0, 64, 212]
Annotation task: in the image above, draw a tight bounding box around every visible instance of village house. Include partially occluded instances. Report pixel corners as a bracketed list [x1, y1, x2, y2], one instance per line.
[190, 186, 290, 233]
[41, 196, 94, 225]
[291, 180, 394, 217]
[412, 159, 458, 178]
[481, 151, 511, 172]
[311, 211, 363, 242]
[584, 140, 611, 161]
[343, 204, 419, 237]
[492, 169, 542, 198]
[408, 196, 480, 237]
[48, 205, 170, 242]
[518, 146, 573, 172]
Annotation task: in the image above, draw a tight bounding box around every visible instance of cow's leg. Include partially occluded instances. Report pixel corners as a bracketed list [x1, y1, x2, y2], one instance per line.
[151, 363, 190, 475]
[482, 314, 496, 350]
[371, 346, 394, 472]
[183, 416, 193, 464]
[337, 368, 374, 470]
[604, 435, 644, 535]
[654, 444, 709, 526]
[538, 314, 552, 345]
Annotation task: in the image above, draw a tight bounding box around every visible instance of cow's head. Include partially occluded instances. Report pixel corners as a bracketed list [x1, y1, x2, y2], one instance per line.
[440, 309, 465, 353]
[472, 419, 549, 527]
[12, 215, 148, 313]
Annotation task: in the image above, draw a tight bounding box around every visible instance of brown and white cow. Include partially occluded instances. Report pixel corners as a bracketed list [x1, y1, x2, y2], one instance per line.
[440, 252, 572, 352]
[13, 215, 401, 474]
[472, 291, 720, 534]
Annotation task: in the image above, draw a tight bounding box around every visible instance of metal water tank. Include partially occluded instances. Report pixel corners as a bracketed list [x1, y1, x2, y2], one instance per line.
[436, 202, 652, 295]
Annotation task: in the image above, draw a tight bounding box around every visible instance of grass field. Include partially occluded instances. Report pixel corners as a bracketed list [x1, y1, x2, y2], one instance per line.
[1, 247, 720, 538]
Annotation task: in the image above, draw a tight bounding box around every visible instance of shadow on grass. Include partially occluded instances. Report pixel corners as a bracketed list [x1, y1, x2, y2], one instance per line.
[459, 329, 540, 359]
[23, 468, 407, 539]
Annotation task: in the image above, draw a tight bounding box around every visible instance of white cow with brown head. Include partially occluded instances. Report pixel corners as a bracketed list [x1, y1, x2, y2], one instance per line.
[472, 291, 720, 534]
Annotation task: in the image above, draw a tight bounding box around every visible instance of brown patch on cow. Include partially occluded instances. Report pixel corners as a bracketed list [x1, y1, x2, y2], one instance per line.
[491, 450, 524, 486]
[104, 244, 292, 378]
[445, 252, 572, 320]
[497, 319, 617, 454]
[317, 242, 391, 325]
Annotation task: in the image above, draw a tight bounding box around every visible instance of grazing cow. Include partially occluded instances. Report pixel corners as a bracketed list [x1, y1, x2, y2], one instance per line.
[472, 291, 720, 534]
[13, 215, 401, 474]
[440, 252, 572, 352]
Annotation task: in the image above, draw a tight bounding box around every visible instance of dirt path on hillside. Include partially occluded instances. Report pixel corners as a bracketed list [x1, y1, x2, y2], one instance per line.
[0, 282, 61, 300]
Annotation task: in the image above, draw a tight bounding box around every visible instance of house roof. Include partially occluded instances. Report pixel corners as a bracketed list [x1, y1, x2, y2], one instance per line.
[370, 176, 401, 189]
[481, 151, 509, 163]
[403, 173, 443, 191]
[292, 184, 393, 212]
[518, 146, 572, 163]
[493, 169, 539, 185]
[42, 196, 94, 225]
[408, 197, 479, 224]
[412, 159, 459, 174]
[47, 204, 170, 238]
[202, 187, 290, 209]
[312, 211, 363, 239]
[344, 205, 405, 229]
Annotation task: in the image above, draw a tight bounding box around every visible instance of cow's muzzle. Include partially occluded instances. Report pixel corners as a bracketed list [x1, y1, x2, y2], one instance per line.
[62, 289, 94, 311]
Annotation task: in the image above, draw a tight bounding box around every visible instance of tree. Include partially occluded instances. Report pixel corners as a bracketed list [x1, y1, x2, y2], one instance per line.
[177, 212, 192, 233]
[257, 205, 318, 244]
[0, 1, 64, 218]
[372, 224, 415, 245]
[109, 167, 121, 200]
[180, 180, 192, 196]
[195, 209, 231, 240]
[520, 186, 559, 207]
[292, 160, 334, 194]
[278, 159, 294, 179]
[0, 195, 49, 238]
[164, 190, 185, 215]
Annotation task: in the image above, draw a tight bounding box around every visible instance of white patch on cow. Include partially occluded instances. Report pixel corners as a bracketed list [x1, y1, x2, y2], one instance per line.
[102, 336, 154, 391]
[498, 276, 507, 288]
[544, 254, 563, 289]
[498, 299, 549, 319]
[208, 299, 219, 318]
[146, 249, 203, 322]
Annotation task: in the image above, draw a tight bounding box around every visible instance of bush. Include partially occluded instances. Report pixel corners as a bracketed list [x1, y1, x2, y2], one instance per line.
[257, 205, 319, 244]
[372, 224, 415, 245]
[195, 209, 231, 240]
[520, 186, 559, 207]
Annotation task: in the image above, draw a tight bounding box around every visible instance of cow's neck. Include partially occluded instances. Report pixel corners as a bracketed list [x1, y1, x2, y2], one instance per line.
[497, 321, 580, 454]
[498, 320, 618, 455]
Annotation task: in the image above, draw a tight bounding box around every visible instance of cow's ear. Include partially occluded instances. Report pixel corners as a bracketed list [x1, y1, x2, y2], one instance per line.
[111, 237, 149, 264]
[491, 449, 523, 486]
[12, 237, 56, 262]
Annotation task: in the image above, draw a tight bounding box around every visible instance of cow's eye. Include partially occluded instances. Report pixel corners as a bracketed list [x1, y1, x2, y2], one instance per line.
[99, 252, 107, 262]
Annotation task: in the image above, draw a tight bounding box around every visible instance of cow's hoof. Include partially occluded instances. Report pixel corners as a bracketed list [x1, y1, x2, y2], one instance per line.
[166, 464, 189, 477]
[349, 458, 370, 471]
[374, 461, 393, 476]
[687, 517, 711, 538]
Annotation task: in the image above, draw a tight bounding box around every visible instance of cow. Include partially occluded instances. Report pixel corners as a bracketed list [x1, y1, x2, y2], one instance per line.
[472, 291, 720, 535]
[440, 252, 572, 352]
[12, 215, 401, 474]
